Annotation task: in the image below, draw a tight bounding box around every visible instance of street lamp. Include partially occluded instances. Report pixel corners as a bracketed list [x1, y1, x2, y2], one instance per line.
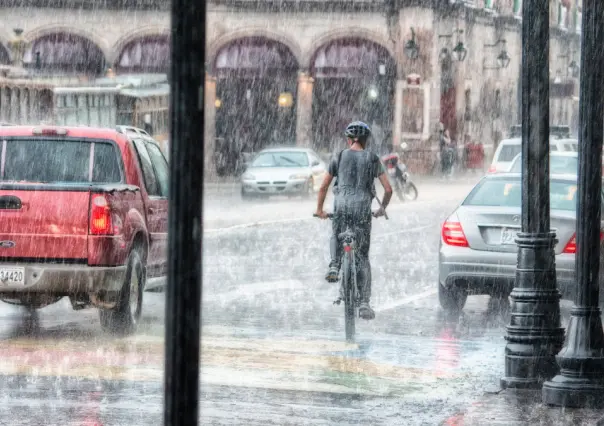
[500, 0, 565, 390]
[483, 39, 511, 70]
[438, 29, 467, 63]
[404, 27, 420, 60]
[452, 41, 468, 62]
[568, 60, 579, 78]
[543, 0, 604, 408]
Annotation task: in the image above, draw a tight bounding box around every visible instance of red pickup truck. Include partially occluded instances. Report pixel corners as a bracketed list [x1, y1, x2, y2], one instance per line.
[0, 126, 168, 334]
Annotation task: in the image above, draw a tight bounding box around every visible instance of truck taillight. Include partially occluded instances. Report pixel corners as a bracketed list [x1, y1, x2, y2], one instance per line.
[89, 194, 113, 235]
[563, 231, 604, 254]
[442, 217, 469, 247]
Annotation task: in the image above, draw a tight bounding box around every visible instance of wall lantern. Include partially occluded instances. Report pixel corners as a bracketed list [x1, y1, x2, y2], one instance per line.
[568, 60, 579, 78]
[558, 51, 579, 78]
[214, 98, 222, 109]
[438, 28, 467, 63]
[404, 27, 420, 60]
[278, 92, 293, 108]
[483, 39, 511, 69]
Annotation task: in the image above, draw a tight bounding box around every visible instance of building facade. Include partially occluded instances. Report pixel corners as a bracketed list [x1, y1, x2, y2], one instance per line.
[0, 0, 582, 174]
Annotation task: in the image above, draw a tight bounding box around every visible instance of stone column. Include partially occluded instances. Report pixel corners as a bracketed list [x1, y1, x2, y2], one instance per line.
[392, 79, 405, 146]
[295, 71, 314, 147]
[0, 87, 8, 123]
[9, 88, 19, 124]
[204, 73, 217, 179]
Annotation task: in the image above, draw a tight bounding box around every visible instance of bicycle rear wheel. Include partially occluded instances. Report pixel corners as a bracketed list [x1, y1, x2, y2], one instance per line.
[342, 250, 355, 342]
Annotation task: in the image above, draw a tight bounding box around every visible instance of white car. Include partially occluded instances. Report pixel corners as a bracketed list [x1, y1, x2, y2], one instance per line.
[488, 137, 578, 174]
[241, 147, 327, 200]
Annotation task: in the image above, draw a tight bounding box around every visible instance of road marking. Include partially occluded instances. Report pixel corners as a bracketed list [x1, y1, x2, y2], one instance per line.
[203, 279, 304, 304]
[374, 289, 437, 312]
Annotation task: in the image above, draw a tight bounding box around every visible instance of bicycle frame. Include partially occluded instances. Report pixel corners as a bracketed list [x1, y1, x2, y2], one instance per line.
[340, 226, 359, 342]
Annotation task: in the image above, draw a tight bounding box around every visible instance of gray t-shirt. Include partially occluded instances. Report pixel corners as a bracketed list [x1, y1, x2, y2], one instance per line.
[329, 149, 384, 211]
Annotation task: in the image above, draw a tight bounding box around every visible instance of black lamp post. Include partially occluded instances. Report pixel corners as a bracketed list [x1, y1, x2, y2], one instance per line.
[542, 0, 604, 408]
[164, 0, 205, 424]
[500, 0, 565, 389]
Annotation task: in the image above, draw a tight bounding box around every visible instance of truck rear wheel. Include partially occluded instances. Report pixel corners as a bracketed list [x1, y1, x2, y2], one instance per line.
[99, 249, 144, 335]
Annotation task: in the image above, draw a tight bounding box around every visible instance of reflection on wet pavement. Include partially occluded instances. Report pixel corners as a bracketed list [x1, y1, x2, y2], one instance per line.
[0, 190, 597, 425]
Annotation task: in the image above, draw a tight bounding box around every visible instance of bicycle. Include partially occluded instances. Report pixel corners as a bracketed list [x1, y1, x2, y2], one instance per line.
[314, 211, 383, 343]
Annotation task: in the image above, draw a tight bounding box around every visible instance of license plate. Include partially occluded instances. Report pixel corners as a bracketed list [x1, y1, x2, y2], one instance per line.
[0, 267, 25, 285]
[500, 228, 519, 245]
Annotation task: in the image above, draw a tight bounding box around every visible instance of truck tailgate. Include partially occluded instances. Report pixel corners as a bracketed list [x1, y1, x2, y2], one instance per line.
[0, 190, 90, 260]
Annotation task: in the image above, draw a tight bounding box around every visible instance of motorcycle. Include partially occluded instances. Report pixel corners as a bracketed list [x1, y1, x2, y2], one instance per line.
[381, 142, 418, 201]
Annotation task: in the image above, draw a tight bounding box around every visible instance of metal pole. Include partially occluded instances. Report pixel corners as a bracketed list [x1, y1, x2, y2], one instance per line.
[164, 0, 205, 424]
[542, 0, 604, 407]
[500, 0, 564, 389]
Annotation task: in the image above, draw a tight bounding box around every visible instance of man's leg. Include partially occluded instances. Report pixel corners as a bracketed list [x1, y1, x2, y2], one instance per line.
[355, 214, 375, 320]
[325, 213, 343, 283]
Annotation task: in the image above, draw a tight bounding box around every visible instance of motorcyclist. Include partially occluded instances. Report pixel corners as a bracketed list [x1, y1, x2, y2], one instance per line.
[315, 121, 393, 320]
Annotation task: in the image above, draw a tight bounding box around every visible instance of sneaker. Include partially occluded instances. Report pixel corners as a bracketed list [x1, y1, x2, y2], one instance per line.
[325, 266, 339, 283]
[359, 303, 375, 320]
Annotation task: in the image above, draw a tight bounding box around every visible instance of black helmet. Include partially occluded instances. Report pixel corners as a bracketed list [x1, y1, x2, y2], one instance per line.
[345, 121, 371, 139]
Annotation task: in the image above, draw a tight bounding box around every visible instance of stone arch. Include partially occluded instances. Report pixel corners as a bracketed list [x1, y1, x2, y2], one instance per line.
[111, 26, 171, 65]
[306, 28, 395, 66]
[207, 28, 302, 72]
[24, 25, 110, 61]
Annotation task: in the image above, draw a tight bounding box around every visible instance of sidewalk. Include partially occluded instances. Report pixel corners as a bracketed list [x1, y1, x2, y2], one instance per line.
[444, 388, 604, 425]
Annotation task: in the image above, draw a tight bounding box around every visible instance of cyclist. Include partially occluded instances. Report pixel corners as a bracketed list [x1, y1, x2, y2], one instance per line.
[314, 121, 393, 320]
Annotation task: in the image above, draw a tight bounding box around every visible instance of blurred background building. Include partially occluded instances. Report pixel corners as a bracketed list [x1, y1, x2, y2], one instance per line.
[0, 0, 581, 175]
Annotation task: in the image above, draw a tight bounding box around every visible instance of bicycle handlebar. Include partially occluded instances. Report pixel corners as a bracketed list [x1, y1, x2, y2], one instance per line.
[313, 212, 384, 219]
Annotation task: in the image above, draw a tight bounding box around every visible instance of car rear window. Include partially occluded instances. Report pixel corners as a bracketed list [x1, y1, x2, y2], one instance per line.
[1, 139, 122, 183]
[463, 179, 583, 211]
[251, 151, 309, 167]
[496, 144, 521, 162]
[510, 156, 578, 174]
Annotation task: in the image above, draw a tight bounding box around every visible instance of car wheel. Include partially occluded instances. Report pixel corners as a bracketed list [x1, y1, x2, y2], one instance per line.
[302, 178, 314, 199]
[241, 187, 254, 201]
[99, 248, 144, 335]
[438, 283, 467, 313]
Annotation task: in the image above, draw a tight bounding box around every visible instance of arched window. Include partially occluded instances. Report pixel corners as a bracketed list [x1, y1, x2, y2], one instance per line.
[24, 33, 106, 75]
[0, 44, 9, 65]
[116, 35, 170, 74]
[214, 37, 298, 78]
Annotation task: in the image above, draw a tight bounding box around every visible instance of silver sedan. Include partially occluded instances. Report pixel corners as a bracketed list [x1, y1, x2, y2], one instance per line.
[240, 147, 327, 200]
[438, 173, 604, 313]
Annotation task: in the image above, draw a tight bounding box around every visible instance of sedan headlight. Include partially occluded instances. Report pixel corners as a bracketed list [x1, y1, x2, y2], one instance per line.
[242, 173, 256, 181]
[289, 173, 309, 180]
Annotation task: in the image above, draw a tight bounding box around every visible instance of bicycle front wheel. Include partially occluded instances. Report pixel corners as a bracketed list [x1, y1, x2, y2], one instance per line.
[342, 250, 355, 343]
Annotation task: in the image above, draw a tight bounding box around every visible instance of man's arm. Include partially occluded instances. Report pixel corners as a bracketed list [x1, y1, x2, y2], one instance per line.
[378, 173, 393, 211]
[315, 173, 334, 219]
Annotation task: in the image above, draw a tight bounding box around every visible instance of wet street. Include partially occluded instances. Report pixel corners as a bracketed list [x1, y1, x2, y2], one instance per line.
[0, 178, 591, 425]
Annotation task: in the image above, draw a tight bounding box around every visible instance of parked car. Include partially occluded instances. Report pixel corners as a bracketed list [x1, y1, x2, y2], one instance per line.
[240, 147, 327, 200]
[508, 151, 578, 174]
[0, 125, 168, 334]
[488, 138, 578, 174]
[438, 172, 602, 313]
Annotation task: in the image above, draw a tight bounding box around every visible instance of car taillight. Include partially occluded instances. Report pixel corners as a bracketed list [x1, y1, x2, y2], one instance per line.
[89, 194, 113, 235]
[487, 165, 497, 174]
[442, 219, 469, 247]
[563, 231, 604, 254]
